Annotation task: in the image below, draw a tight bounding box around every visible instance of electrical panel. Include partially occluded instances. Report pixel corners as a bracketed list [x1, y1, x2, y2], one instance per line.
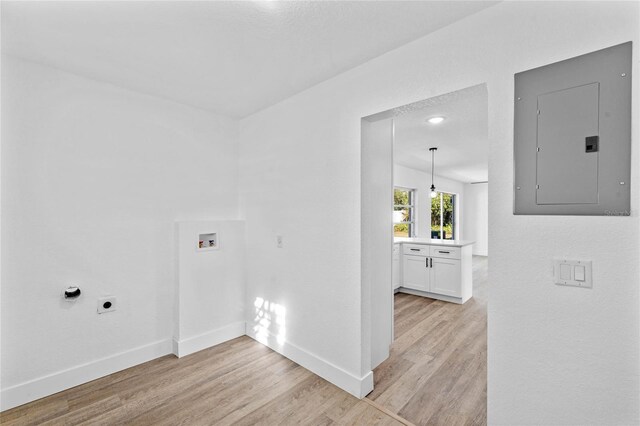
[514, 42, 632, 215]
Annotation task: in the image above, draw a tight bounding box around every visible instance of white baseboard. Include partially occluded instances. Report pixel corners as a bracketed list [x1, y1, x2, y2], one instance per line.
[2, 322, 373, 412]
[246, 322, 373, 399]
[173, 322, 246, 358]
[1, 338, 173, 412]
[397, 287, 467, 304]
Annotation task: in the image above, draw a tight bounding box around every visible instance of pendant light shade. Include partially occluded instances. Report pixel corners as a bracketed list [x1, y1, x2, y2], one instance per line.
[429, 147, 438, 198]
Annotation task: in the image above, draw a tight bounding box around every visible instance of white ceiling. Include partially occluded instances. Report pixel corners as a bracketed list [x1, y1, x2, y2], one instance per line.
[1, 1, 497, 118]
[393, 84, 488, 183]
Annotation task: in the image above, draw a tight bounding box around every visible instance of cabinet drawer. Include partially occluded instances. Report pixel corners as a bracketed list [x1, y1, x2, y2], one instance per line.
[403, 244, 429, 257]
[430, 246, 461, 259]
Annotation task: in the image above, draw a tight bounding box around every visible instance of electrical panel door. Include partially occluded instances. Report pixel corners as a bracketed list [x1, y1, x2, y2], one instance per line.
[514, 42, 631, 215]
[536, 83, 600, 205]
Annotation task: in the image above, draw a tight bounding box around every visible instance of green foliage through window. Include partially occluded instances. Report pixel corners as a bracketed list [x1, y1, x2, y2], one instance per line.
[431, 192, 456, 240]
[393, 188, 414, 237]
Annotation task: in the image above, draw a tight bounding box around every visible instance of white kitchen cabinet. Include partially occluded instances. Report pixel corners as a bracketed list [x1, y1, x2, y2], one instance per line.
[392, 244, 401, 290]
[394, 238, 474, 304]
[402, 254, 429, 291]
[430, 257, 462, 297]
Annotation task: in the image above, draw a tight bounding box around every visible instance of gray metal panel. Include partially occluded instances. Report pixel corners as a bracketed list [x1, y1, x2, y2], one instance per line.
[536, 82, 599, 205]
[514, 42, 632, 215]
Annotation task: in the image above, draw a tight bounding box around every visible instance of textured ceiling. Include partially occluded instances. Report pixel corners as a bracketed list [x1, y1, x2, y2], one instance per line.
[1, 1, 497, 118]
[393, 84, 489, 183]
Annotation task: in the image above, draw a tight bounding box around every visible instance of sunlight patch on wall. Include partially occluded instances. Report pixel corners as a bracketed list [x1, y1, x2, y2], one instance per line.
[253, 297, 287, 346]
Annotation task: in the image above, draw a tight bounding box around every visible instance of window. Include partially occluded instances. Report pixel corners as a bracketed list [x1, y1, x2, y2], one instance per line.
[431, 191, 456, 240]
[393, 187, 415, 237]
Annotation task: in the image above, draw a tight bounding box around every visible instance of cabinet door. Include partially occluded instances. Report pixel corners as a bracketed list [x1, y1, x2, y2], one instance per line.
[392, 257, 400, 289]
[402, 255, 429, 291]
[392, 245, 400, 290]
[430, 257, 461, 297]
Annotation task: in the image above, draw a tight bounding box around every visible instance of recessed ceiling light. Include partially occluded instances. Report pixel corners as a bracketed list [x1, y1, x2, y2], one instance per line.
[427, 116, 445, 124]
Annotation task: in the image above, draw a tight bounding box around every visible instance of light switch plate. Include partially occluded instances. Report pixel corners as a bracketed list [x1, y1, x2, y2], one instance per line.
[554, 259, 592, 288]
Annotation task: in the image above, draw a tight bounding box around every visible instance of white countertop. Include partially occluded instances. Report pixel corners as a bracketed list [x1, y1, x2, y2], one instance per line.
[394, 237, 475, 247]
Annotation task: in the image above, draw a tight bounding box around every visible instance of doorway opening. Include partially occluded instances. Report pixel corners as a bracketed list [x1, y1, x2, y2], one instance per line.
[361, 83, 489, 424]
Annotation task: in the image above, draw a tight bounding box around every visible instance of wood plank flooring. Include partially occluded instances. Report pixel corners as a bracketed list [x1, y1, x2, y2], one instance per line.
[1, 337, 404, 425]
[2, 256, 487, 426]
[369, 256, 488, 426]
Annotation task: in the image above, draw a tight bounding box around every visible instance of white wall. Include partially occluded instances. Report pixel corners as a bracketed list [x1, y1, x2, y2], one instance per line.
[362, 119, 393, 373]
[463, 183, 488, 256]
[238, 90, 365, 391]
[394, 164, 465, 240]
[174, 220, 246, 357]
[238, 2, 639, 424]
[0, 56, 240, 409]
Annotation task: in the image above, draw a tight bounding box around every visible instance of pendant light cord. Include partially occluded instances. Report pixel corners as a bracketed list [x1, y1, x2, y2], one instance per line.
[429, 147, 437, 196]
[431, 149, 435, 187]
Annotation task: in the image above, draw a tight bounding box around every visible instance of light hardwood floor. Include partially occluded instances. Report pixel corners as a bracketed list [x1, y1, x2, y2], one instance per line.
[2, 257, 487, 426]
[1, 337, 404, 426]
[369, 256, 487, 426]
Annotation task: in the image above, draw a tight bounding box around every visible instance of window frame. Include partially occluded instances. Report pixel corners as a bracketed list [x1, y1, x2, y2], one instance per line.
[431, 191, 457, 240]
[393, 186, 416, 238]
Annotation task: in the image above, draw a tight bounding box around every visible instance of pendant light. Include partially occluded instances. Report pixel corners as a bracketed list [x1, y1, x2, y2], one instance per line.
[429, 147, 438, 198]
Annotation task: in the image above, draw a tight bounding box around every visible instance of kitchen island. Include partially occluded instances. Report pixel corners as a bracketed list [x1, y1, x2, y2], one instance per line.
[393, 238, 475, 304]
